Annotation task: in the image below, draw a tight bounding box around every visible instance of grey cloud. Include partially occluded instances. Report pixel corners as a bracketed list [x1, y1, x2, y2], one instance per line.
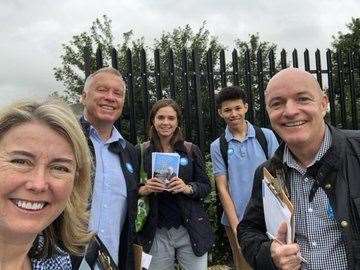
[1, 0, 360, 107]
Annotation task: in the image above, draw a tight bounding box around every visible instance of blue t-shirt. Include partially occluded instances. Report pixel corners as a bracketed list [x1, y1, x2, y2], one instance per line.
[210, 122, 279, 226]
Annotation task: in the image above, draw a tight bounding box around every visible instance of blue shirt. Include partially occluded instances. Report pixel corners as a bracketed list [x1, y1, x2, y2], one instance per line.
[89, 125, 127, 265]
[210, 122, 278, 225]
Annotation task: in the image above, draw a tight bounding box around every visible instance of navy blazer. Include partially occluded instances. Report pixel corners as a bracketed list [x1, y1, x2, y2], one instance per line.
[136, 140, 214, 257]
[72, 117, 139, 270]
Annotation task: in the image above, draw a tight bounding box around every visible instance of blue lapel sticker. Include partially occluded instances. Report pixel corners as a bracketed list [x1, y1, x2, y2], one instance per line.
[227, 148, 234, 155]
[327, 201, 335, 220]
[180, 157, 188, 166]
[126, 163, 134, 174]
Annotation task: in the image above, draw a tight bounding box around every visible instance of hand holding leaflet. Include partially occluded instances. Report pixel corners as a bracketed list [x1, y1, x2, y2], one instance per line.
[263, 168, 307, 264]
[152, 152, 180, 188]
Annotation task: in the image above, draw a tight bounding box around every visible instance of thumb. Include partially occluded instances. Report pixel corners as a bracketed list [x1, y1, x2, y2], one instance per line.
[276, 222, 288, 244]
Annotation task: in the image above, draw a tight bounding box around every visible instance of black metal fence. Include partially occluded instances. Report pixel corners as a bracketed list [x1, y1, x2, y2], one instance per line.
[84, 46, 360, 153]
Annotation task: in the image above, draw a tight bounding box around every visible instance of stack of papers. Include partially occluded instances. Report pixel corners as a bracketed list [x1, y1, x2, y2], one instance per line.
[152, 152, 180, 185]
[263, 168, 294, 244]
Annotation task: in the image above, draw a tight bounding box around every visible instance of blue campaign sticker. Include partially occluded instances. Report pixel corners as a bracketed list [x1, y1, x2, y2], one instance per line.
[227, 148, 234, 155]
[180, 157, 188, 166]
[126, 163, 134, 174]
[327, 201, 335, 220]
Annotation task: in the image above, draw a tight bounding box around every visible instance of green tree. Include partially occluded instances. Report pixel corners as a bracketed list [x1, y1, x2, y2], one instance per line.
[331, 17, 360, 128]
[53, 15, 144, 103]
[332, 17, 360, 52]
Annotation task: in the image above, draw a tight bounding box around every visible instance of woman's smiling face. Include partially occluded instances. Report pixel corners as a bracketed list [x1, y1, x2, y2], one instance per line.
[153, 106, 179, 140]
[0, 120, 76, 242]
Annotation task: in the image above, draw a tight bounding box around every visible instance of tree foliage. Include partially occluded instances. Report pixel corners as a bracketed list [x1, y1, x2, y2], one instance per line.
[330, 17, 360, 129]
[332, 17, 360, 52]
[53, 15, 144, 103]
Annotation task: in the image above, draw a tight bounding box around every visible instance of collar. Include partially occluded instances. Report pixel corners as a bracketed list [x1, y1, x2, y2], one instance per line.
[148, 140, 188, 154]
[80, 116, 126, 149]
[283, 125, 332, 172]
[224, 121, 254, 142]
[267, 123, 344, 182]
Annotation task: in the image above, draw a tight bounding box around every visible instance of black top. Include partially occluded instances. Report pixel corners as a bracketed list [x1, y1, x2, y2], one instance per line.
[136, 140, 215, 256]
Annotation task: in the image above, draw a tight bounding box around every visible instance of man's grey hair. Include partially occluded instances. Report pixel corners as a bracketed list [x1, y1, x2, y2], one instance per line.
[83, 67, 127, 92]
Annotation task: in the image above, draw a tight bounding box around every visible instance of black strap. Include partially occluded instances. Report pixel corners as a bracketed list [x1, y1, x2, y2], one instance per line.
[219, 125, 269, 170]
[254, 126, 269, 160]
[84, 234, 119, 270]
[219, 133, 228, 170]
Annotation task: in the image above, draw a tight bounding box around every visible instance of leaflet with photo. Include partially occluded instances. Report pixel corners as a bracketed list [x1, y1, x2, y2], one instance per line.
[152, 152, 180, 185]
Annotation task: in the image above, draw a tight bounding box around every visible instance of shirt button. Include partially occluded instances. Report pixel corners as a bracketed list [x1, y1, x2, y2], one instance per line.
[304, 177, 308, 183]
[103, 204, 107, 208]
[308, 208, 313, 213]
[311, 241, 317, 247]
[341, 220, 349, 228]
[100, 229, 104, 233]
[325, 183, 332, 190]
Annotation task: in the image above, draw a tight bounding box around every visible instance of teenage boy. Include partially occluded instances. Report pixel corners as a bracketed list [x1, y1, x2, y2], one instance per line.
[210, 86, 278, 270]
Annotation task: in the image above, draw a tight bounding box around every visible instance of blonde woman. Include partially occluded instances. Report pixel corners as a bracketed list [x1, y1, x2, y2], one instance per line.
[0, 100, 92, 270]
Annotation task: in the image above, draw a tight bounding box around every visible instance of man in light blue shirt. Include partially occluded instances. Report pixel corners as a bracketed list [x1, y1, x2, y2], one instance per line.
[76, 67, 139, 270]
[210, 86, 278, 270]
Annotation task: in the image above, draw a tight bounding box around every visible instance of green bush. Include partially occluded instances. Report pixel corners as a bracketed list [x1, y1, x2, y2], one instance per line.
[203, 157, 232, 265]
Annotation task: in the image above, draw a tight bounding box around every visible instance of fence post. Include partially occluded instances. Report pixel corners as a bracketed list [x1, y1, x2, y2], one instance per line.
[304, 49, 310, 72]
[207, 49, 217, 140]
[220, 49, 227, 88]
[140, 48, 149, 133]
[191, 49, 205, 153]
[281, 49, 287, 69]
[244, 49, 254, 123]
[168, 49, 176, 100]
[257, 49, 267, 127]
[126, 48, 137, 144]
[292, 49, 298, 68]
[348, 51, 358, 129]
[269, 49, 276, 77]
[336, 51, 347, 128]
[96, 45, 103, 69]
[326, 49, 336, 125]
[111, 48, 118, 70]
[181, 49, 191, 140]
[84, 46, 91, 79]
[154, 49, 162, 100]
[315, 49, 323, 88]
[232, 49, 239, 86]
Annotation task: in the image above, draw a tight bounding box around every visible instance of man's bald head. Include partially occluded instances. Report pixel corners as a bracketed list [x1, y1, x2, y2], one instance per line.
[265, 68, 324, 104]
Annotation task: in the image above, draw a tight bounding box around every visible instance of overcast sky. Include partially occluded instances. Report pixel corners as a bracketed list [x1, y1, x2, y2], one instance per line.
[1, 0, 359, 107]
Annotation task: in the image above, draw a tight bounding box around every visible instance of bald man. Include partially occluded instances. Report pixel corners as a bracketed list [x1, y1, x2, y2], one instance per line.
[238, 68, 360, 270]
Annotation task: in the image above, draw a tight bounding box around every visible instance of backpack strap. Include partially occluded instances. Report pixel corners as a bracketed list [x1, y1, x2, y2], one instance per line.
[219, 133, 229, 170]
[254, 125, 269, 160]
[184, 141, 193, 158]
[219, 126, 269, 172]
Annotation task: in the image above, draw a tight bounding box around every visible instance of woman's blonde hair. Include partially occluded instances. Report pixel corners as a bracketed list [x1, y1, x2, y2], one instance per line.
[0, 99, 92, 258]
